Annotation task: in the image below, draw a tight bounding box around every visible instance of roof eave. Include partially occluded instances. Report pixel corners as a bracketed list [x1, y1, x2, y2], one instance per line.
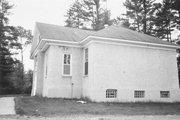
[30, 38, 81, 59]
[80, 36, 180, 49]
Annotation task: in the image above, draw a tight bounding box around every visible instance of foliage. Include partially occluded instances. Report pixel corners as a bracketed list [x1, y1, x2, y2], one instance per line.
[172, 0, 180, 17]
[152, 0, 179, 42]
[0, 0, 21, 84]
[122, 0, 180, 42]
[123, 0, 155, 34]
[112, 17, 131, 28]
[65, 0, 84, 29]
[23, 70, 33, 94]
[0, 0, 33, 95]
[65, 0, 112, 30]
[15, 26, 33, 45]
[2, 62, 33, 94]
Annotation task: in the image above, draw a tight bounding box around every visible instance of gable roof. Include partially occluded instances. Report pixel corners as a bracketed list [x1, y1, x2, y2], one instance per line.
[36, 22, 177, 46]
[96, 26, 175, 46]
[36, 22, 95, 42]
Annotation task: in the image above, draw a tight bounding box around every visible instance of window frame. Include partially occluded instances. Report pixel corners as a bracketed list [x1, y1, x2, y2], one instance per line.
[62, 53, 72, 76]
[134, 90, 145, 98]
[84, 48, 88, 76]
[106, 89, 117, 98]
[160, 91, 170, 98]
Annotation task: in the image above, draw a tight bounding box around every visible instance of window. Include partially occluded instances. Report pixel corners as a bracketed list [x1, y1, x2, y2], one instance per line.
[160, 91, 170, 98]
[106, 89, 117, 98]
[63, 54, 71, 75]
[134, 91, 145, 98]
[84, 48, 88, 75]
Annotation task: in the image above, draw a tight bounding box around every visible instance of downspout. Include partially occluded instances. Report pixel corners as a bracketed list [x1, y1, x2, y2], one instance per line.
[70, 77, 74, 98]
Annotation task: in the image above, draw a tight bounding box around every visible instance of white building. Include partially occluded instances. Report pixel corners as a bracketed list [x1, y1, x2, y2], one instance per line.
[30, 22, 180, 102]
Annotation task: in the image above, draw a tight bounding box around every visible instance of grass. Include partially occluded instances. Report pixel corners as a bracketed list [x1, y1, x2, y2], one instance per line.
[15, 96, 180, 117]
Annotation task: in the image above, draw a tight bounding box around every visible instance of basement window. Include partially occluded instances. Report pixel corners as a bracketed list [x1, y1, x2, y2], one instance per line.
[160, 91, 170, 98]
[134, 91, 145, 98]
[106, 89, 117, 98]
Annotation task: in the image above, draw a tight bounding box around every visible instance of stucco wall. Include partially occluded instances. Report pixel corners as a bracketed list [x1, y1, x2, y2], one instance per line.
[42, 47, 50, 97]
[44, 45, 83, 98]
[31, 57, 37, 96]
[34, 52, 45, 96]
[88, 42, 180, 102]
[82, 44, 95, 99]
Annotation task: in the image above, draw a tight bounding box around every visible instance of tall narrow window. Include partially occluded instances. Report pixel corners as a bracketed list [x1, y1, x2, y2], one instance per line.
[63, 54, 71, 75]
[84, 48, 88, 75]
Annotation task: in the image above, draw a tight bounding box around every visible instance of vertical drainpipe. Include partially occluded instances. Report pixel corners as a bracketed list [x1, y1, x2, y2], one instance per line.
[70, 77, 74, 98]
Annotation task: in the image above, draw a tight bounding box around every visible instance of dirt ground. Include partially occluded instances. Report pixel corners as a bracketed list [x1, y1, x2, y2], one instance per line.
[1, 115, 180, 120]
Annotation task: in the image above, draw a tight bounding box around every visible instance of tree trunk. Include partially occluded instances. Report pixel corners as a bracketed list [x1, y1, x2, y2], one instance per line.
[143, 0, 147, 34]
[94, 0, 100, 30]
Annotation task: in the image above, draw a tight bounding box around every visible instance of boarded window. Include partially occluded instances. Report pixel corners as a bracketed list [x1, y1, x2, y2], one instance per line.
[84, 48, 88, 75]
[106, 89, 117, 98]
[63, 54, 71, 75]
[134, 91, 145, 98]
[160, 91, 170, 98]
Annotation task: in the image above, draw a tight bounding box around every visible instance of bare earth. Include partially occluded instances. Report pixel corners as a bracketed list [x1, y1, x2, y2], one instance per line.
[1, 115, 180, 120]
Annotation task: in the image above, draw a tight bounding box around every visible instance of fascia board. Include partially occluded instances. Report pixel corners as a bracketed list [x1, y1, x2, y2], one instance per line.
[81, 36, 180, 49]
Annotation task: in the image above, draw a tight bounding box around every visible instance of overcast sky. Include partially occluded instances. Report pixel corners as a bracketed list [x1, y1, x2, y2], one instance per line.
[8, 0, 126, 30]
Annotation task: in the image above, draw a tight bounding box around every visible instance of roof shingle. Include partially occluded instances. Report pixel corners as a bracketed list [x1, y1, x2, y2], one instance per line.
[36, 22, 177, 46]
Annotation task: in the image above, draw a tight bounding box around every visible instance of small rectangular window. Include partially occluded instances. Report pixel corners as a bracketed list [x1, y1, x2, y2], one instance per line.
[134, 91, 145, 98]
[160, 91, 170, 98]
[84, 48, 88, 75]
[106, 89, 117, 98]
[63, 54, 71, 75]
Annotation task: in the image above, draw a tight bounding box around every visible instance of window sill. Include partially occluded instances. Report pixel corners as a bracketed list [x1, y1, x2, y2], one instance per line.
[62, 75, 72, 78]
[83, 75, 88, 78]
[106, 97, 117, 99]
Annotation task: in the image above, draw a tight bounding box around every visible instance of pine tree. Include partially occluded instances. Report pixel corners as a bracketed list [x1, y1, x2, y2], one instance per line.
[65, 0, 84, 28]
[112, 17, 131, 28]
[153, 0, 179, 42]
[123, 0, 155, 34]
[172, 0, 180, 17]
[0, 0, 21, 86]
[65, 0, 112, 30]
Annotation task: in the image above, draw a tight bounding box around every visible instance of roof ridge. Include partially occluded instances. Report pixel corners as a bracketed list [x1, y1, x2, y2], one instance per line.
[35, 22, 177, 46]
[36, 22, 96, 33]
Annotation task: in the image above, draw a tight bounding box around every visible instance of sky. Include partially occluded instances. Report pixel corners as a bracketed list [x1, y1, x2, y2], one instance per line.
[7, 0, 126, 71]
[8, 0, 126, 30]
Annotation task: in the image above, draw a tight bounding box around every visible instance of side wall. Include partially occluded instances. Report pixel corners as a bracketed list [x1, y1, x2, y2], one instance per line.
[89, 42, 180, 102]
[43, 45, 83, 98]
[31, 52, 45, 96]
[82, 44, 95, 99]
